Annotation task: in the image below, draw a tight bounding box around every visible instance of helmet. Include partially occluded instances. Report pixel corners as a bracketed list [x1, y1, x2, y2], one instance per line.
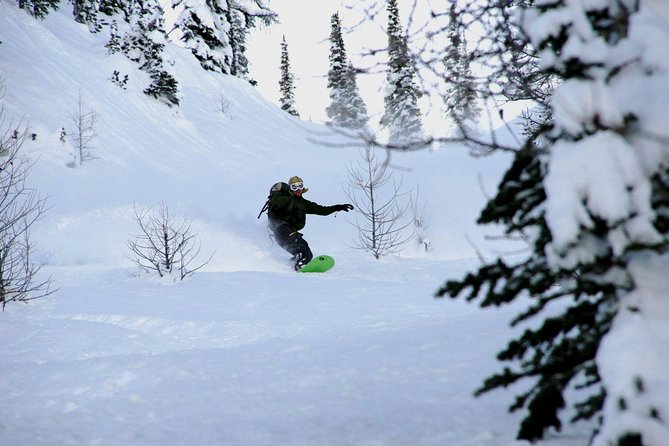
[288, 176, 308, 193]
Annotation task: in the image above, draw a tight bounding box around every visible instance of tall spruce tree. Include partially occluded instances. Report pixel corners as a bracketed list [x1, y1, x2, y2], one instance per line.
[228, 9, 249, 79]
[278, 35, 299, 117]
[380, 0, 422, 145]
[439, 0, 669, 444]
[443, 2, 480, 137]
[326, 12, 368, 129]
[343, 62, 369, 129]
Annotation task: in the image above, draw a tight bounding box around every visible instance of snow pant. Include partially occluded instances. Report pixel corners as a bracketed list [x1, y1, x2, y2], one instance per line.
[270, 222, 313, 268]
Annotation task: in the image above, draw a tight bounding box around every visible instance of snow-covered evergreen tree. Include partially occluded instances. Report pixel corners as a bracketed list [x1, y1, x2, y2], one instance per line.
[443, 3, 480, 137]
[278, 35, 299, 117]
[441, 0, 669, 443]
[326, 12, 368, 130]
[228, 9, 249, 80]
[107, 0, 180, 106]
[144, 68, 180, 107]
[72, 0, 102, 32]
[229, 0, 277, 83]
[326, 12, 347, 125]
[523, 1, 669, 444]
[17, 0, 59, 19]
[172, 0, 233, 74]
[105, 20, 122, 54]
[380, 0, 422, 145]
[440, 141, 612, 441]
[173, 0, 276, 78]
[98, 0, 126, 17]
[343, 62, 369, 129]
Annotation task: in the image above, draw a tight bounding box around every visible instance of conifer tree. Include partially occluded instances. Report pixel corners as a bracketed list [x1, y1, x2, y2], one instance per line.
[278, 35, 299, 117]
[326, 12, 347, 124]
[439, 143, 612, 442]
[229, 1, 277, 84]
[439, 0, 669, 444]
[343, 62, 369, 129]
[380, 0, 422, 145]
[524, 2, 668, 444]
[72, 0, 102, 32]
[173, 0, 276, 77]
[107, 0, 180, 106]
[144, 68, 180, 107]
[443, 3, 480, 136]
[228, 9, 249, 79]
[17, 0, 59, 19]
[98, 0, 126, 17]
[173, 0, 234, 74]
[326, 12, 368, 130]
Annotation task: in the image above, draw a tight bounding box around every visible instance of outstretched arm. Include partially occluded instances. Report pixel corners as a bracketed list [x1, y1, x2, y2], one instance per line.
[304, 200, 354, 216]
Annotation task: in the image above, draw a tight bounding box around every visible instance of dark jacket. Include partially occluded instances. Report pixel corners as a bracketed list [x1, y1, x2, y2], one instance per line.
[268, 192, 337, 231]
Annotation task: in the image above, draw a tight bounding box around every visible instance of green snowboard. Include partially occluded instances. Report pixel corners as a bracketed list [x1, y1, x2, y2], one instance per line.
[298, 255, 335, 273]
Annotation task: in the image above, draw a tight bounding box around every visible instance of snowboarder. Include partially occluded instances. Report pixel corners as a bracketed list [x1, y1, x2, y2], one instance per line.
[267, 176, 353, 270]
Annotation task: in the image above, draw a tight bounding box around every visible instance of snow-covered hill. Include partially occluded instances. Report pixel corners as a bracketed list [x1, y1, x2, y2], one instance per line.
[0, 5, 589, 446]
[1, 4, 517, 269]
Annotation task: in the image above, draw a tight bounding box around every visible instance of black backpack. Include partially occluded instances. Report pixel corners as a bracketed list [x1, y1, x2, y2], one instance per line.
[257, 182, 291, 219]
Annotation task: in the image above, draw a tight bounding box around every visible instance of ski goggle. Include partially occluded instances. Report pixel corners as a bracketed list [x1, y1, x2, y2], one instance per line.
[290, 182, 304, 191]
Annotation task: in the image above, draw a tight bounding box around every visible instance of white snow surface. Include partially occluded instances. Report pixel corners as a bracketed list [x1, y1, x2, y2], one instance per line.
[0, 5, 596, 446]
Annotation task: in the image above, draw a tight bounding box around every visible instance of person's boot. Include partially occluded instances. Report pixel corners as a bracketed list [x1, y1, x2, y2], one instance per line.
[294, 253, 307, 271]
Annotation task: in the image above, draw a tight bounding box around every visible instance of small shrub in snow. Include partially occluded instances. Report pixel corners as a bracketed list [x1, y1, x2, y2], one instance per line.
[218, 92, 231, 116]
[126, 203, 211, 280]
[111, 70, 129, 90]
[67, 92, 98, 166]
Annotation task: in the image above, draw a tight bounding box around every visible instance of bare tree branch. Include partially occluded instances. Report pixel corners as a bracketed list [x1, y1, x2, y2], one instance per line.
[68, 91, 99, 166]
[126, 203, 213, 280]
[0, 85, 54, 309]
[345, 145, 414, 259]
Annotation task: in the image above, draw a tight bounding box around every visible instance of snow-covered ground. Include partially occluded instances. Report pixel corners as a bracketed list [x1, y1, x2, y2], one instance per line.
[1, 260, 529, 446]
[0, 6, 592, 445]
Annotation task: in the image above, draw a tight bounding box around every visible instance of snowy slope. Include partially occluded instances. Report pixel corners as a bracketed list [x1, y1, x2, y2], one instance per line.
[1, 5, 514, 269]
[2, 260, 538, 446]
[0, 5, 590, 446]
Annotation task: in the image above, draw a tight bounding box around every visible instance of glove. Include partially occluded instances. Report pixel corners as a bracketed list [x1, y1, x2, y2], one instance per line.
[335, 204, 354, 212]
